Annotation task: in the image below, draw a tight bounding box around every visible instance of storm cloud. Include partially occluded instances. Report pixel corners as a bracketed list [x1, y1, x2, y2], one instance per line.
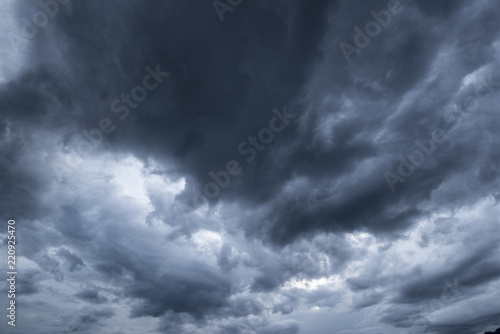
[1, 0, 500, 333]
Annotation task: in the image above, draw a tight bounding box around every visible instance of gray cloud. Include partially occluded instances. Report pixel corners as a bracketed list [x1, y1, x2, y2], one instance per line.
[1, 0, 500, 333]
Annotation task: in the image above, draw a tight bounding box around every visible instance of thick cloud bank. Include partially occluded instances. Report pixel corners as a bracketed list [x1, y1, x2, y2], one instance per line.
[1, 0, 500, 333]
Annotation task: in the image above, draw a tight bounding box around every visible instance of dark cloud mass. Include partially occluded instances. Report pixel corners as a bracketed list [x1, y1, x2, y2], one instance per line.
[1, 0, 500, 333]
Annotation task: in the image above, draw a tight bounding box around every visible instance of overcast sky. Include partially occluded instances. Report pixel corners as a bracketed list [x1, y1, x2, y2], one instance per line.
[1, 0, 500, 333]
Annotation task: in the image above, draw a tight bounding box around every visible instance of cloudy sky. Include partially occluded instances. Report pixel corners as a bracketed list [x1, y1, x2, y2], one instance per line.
[1, 0, 500, 333]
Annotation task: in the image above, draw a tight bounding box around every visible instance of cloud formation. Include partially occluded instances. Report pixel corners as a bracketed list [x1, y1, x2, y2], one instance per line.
[1, 0, 500, 333]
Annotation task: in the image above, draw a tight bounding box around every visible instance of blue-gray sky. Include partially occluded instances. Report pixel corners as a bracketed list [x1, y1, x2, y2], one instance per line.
[1, 0, 500, 333]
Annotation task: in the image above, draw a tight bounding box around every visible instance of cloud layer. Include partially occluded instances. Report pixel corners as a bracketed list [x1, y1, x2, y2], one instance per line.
[1, 0, 500, 333]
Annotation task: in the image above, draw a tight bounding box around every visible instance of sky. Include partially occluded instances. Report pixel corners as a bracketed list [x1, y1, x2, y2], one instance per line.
[1, 0, 500, 333]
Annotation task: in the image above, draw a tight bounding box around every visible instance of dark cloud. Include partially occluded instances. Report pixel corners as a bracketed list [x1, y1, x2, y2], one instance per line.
[2, 0, 500, 333]
[16, 269, 42, 295]
[75, 289, 108, 304]
[58, 247, 85, 272]
[352, 291, 384, 310]
[62, 307, 115, 334]
[127, 268, 231, 318]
